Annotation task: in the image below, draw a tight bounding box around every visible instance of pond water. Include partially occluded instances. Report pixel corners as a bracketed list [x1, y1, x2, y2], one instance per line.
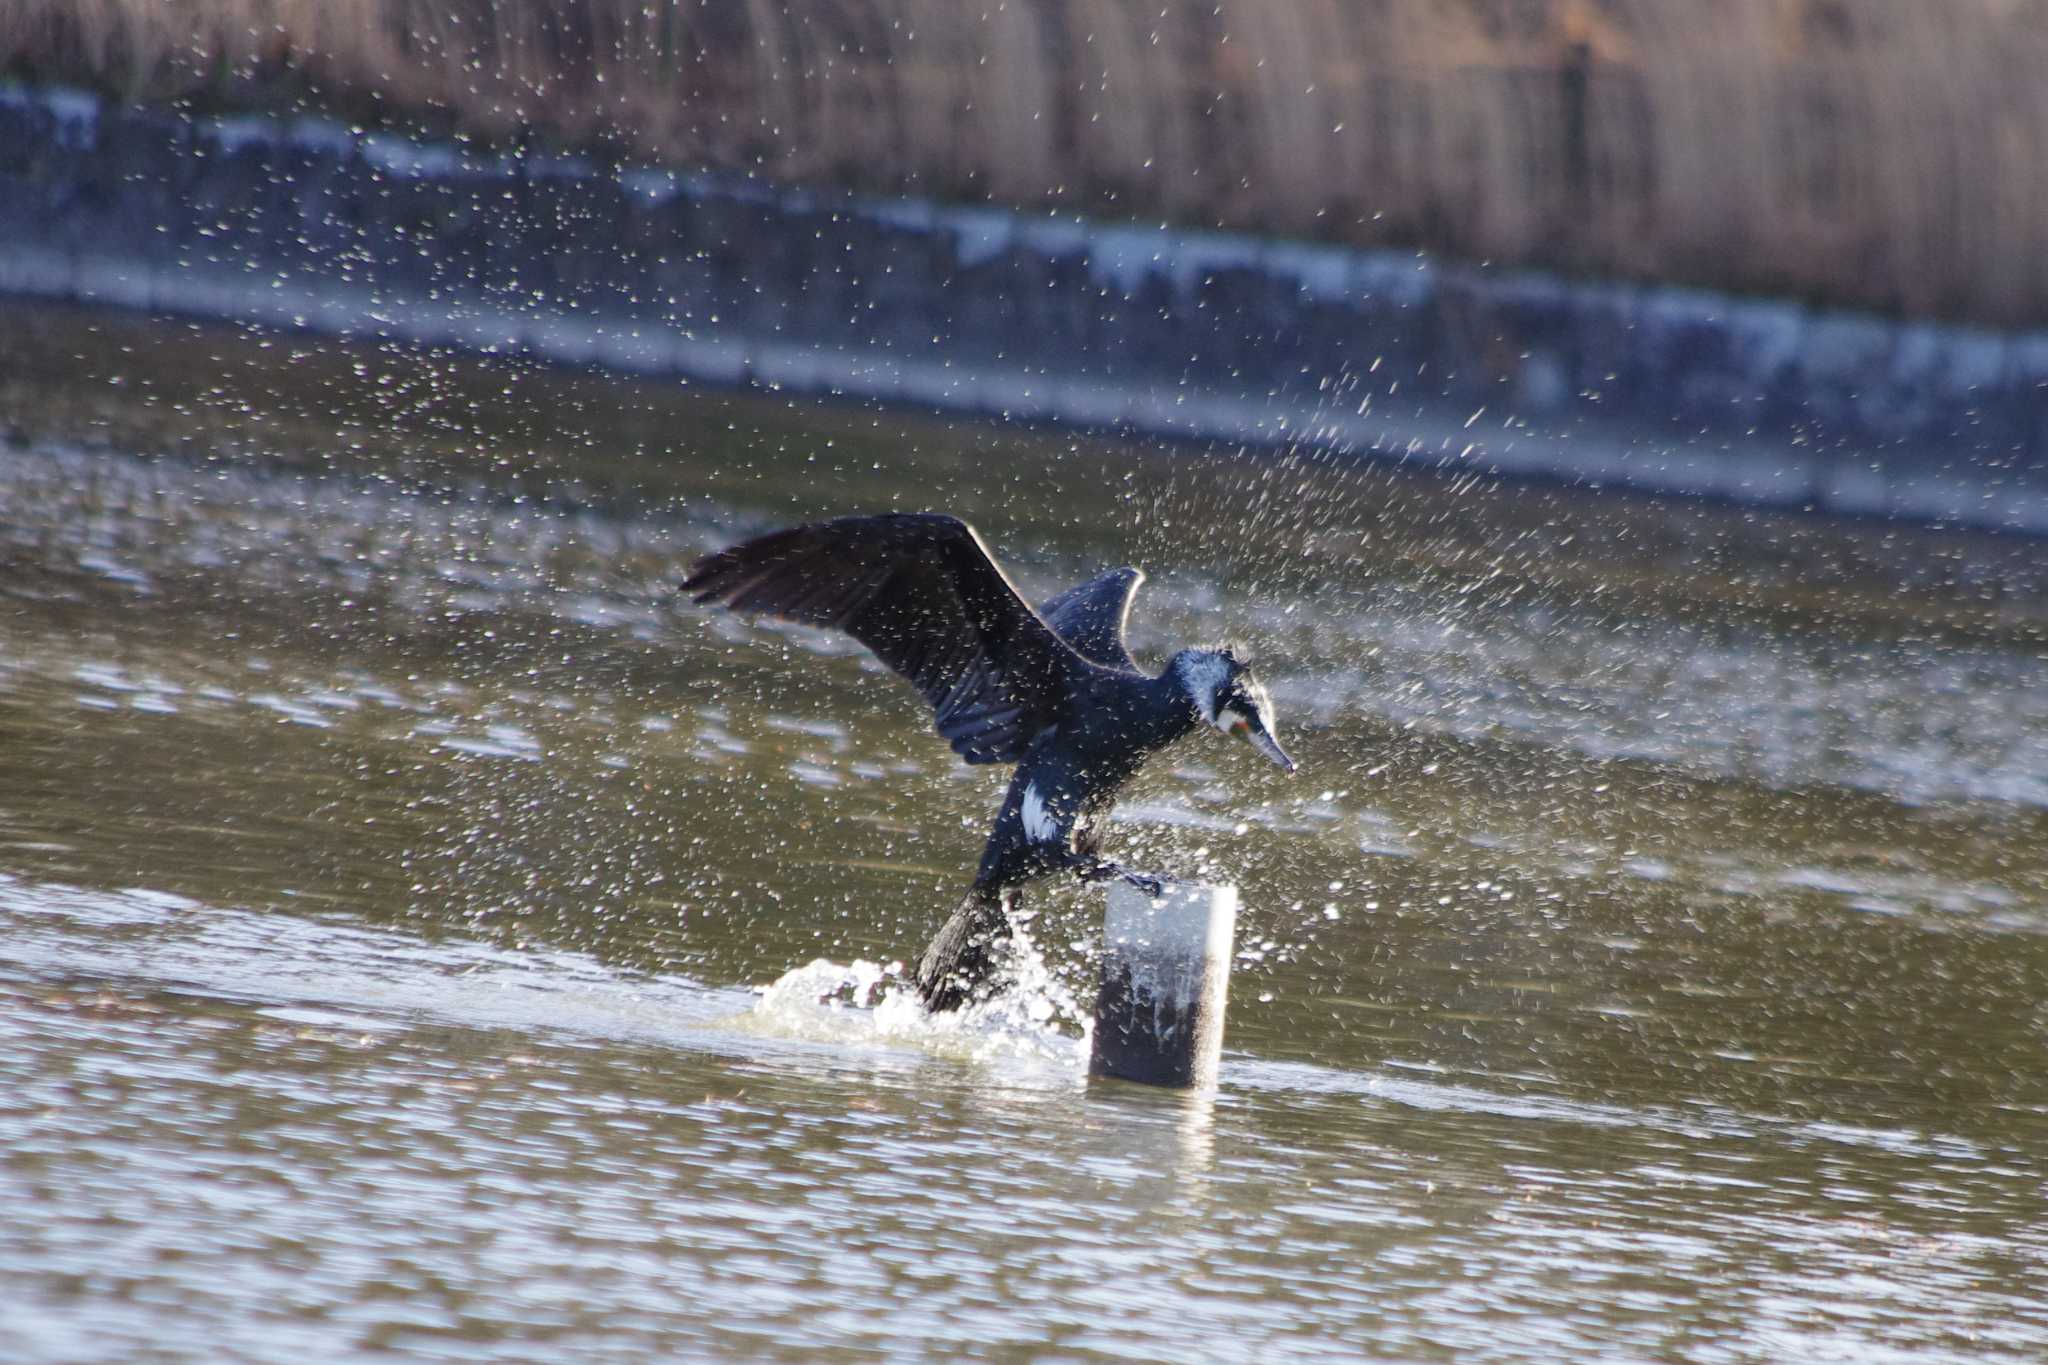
[2, 300, 2045, 1360]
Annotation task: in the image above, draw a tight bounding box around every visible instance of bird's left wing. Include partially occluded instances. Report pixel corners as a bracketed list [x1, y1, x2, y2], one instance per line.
[1039, 566, 1145, 674]
[681, 513, 1086, 764]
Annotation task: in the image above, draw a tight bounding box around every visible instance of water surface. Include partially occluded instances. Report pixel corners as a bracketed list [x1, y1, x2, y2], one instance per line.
[2, 302, 2045, 1360]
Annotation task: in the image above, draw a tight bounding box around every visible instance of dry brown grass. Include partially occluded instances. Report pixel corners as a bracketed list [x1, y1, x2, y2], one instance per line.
[5, 0, 2048, 324]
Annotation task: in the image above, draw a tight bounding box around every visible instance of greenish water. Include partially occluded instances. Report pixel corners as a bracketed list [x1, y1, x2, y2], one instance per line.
[1, 301, 2045, 1360]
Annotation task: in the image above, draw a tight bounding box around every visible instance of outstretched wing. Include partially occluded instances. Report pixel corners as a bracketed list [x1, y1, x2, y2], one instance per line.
[681, 513, 1083, 764]
[1039, 566, 1144, 674]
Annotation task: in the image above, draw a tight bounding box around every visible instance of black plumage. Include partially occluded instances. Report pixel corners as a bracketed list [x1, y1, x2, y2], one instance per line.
[683, 512, 1295, 1010]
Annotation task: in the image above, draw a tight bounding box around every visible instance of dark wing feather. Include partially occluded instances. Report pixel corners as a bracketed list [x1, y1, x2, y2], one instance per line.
[682, 513, 1083, 764]
[1038, 566, 1144, 674]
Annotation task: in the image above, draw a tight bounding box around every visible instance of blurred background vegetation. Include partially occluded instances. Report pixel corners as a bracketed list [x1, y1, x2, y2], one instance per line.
[6, 0, 2046, 325]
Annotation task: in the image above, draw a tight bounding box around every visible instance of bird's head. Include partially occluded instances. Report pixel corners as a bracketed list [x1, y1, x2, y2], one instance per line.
[1171, 646, 1296, 774]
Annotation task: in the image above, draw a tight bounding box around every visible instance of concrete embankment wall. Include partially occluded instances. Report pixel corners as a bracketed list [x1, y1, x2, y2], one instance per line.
[3, 83, 2044, 532]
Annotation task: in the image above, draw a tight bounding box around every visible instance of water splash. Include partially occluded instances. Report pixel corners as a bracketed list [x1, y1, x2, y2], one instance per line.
[736, 927, 1092, 1079]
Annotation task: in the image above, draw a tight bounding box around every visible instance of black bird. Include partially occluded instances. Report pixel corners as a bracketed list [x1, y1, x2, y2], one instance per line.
[682, 513, 1295, 1011]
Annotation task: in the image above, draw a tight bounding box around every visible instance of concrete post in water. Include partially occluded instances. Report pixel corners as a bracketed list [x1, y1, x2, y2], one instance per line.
[1090, 882, 1237, 1089]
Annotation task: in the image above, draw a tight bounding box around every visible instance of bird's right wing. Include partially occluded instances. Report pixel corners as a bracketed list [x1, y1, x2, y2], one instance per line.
[681, 513, 1086, 764]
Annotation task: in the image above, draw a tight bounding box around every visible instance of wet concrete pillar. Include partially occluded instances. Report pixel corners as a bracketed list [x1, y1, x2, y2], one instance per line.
[1090, 881, 1237, 1089]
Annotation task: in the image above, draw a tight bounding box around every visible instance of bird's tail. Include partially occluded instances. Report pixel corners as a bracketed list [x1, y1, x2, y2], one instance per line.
[915, 886, 1016, 1012]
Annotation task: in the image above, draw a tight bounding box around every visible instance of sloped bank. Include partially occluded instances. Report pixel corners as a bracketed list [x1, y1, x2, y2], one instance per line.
[2, 83, 2043, 533]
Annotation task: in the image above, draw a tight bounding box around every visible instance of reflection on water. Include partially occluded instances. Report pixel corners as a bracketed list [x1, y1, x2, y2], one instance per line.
[1, 301, 2046, 1359]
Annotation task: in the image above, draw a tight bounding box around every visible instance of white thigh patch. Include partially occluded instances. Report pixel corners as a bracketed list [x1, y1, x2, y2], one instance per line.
[1020, 783, 1061, 843]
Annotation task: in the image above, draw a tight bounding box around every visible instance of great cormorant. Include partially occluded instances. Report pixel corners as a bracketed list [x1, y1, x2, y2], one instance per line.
[683, 512, 1295, 1010]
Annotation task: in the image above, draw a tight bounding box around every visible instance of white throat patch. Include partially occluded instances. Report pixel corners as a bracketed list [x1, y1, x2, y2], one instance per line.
[1242, 678, 1277, 735]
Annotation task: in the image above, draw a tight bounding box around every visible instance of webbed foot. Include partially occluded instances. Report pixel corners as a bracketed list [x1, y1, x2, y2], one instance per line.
[1121, 871, 1168, 898]
[1070, 856, 1169, 898]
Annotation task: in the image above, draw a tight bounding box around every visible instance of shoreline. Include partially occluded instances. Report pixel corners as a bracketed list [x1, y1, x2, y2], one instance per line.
[3, 82, 2045, 535]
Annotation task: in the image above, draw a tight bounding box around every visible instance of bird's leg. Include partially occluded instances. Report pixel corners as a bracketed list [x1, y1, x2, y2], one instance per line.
[1064, 852, 1168, 898]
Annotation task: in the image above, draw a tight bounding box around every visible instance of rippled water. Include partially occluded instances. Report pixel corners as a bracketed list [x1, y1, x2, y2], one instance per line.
[2, 301, 2046, 1360]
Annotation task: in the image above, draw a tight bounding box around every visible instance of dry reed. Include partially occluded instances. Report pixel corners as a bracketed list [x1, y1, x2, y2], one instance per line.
[4, 0, 2046, 325]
